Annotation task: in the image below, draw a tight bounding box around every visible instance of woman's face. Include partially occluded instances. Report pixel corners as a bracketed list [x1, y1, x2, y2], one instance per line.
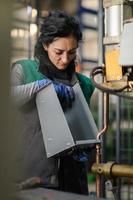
[43, 35, 78, 70]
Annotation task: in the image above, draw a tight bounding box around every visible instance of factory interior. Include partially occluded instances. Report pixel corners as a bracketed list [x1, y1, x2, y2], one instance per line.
[0, 0, 133, 200]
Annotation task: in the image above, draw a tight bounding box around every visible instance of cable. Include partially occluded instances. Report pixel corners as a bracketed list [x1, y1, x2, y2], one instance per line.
[90, 66, 133, 100]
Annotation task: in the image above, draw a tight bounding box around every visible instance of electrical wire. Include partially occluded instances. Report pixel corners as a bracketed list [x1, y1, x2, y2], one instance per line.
[90, 66, 133, 100]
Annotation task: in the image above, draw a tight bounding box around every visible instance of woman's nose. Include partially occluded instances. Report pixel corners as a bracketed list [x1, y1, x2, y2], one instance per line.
[61, 53, 69, 64]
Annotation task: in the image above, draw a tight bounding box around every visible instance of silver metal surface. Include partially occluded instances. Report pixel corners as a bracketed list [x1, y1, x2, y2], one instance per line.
[36, 82, 99, 158]
[36, 84, 75, 157]
[65, 83, 100, 145]
[105, 5, 123, 37]
[119, 22, 133, 66]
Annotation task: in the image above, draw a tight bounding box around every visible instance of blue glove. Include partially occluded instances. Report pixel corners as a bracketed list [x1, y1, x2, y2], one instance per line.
[53, 82, 75, 109]
[36, 79, 52, 91]
[72, 149, 90, 162]
[36, 79, 75, 109]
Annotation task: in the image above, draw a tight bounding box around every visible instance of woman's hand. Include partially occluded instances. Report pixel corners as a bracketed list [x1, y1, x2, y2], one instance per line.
[53, 81, 75, 107]
[36, 79, 75, 109]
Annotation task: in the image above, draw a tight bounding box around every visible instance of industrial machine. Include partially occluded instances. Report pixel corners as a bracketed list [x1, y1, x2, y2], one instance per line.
[91, 1, 133, 96]
[90, 0, 133, 199]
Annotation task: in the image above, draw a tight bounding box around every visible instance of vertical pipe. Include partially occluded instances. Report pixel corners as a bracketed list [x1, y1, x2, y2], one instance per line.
[116, 96, 121, 200]
[116, 97, 121, 164]
[98, 0, 104, 67]
[97, 0, 106, 197]
[96, 93, 109, 198]
[95, 144, 102, 198]
[98, 0, 104, 131]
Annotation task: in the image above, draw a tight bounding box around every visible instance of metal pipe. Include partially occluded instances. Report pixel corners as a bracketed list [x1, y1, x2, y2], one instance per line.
[92, 162, 133, 178]
[112, 164, 133, 178]
[95, 92, 109, 198]
[95, 144, 102, 198]
[97, 93, 109, 140]
[116, 96, 121, 200]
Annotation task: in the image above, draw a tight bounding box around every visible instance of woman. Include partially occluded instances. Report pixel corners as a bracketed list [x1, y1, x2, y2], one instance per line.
[11, 10, 95, 195]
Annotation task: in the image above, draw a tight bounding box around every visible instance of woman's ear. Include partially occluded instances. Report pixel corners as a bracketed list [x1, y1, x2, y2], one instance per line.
[42, 44, 48, 51]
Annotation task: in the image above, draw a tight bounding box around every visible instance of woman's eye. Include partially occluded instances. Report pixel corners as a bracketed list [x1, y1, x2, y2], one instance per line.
[55, 51, 76, 56]
[70, 52, 76, 55]
[68, 50, 76, 55]
[55, 51, 62, 55]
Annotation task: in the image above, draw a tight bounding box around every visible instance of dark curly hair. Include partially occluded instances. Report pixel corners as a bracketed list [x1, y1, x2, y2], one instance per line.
[34, 10, 82, 60]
